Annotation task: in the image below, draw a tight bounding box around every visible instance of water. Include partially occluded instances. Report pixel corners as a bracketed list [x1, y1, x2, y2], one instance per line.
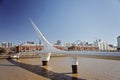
[18, 57, 120, 80]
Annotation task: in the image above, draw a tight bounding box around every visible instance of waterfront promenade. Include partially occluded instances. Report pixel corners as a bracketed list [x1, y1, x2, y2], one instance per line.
[0, 56, 120, 80]
[0, 59, 48, 80]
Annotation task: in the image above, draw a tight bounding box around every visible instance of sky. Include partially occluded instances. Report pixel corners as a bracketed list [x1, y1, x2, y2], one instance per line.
[0, 0, 120, 46]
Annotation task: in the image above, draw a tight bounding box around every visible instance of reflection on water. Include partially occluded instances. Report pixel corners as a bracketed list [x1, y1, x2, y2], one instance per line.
[8, 59, 85, 80]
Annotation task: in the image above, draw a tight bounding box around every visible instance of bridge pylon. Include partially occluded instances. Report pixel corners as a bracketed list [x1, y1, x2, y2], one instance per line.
[41, 53, 51, 66]
[71, 57, 78, 73]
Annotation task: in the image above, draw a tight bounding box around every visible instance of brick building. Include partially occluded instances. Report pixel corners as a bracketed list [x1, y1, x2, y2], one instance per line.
[15, 41, 99, 53]
[16, 45, 43, 52]
[16, 44, 65, 53]
[68, 45, 99, 51]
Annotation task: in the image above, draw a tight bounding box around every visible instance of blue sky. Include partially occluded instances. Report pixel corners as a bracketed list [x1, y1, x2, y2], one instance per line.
[0, 0, 120, 46]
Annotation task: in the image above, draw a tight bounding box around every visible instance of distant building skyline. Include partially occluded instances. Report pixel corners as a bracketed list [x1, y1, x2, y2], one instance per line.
[0, 39, 117, 52]
[0, 37, 118, 48]
[14, 39, 117, 53]
[1, 42, 12, 48]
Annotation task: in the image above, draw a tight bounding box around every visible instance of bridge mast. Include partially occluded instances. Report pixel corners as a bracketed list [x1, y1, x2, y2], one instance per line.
[29, 18, 52, 66]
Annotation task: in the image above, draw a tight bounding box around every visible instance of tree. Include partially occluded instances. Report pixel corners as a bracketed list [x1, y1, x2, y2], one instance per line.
[0, 47, 7, 55]
[68, 46, 75, 51]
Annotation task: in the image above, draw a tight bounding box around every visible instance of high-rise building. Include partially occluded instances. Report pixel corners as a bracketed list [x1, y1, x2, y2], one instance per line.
[57, 40, 61, 45]
[27, 41, 34, 44]
[55, 40, 61, 45]
[94, 39, 109, 51]
[94, 39, 116, 51]
[117, 36, 120, 50]
[8, 42, 12, 48]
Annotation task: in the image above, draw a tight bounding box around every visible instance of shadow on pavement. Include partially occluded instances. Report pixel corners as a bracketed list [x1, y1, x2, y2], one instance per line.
[0, 64, 16, 66]
[8, 59, 86, 80]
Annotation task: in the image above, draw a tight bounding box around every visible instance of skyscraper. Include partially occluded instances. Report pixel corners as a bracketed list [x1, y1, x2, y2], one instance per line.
[94, 39, 109, 51]
[8, 42, 12, 48]
[57, 40, 61, 45]
[117, 36, 120, 50]
[55, 40, 61, 45]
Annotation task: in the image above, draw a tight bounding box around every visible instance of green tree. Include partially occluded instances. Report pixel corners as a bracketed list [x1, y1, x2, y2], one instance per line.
[68, 46, 75, 51]
[0, 47, 7, 55]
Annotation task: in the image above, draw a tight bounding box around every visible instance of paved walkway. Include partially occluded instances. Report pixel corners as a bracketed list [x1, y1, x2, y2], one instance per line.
[0, 59, 48, 80]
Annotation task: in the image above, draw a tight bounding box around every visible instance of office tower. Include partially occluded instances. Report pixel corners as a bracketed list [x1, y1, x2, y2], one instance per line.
[117, 36, 120, 50]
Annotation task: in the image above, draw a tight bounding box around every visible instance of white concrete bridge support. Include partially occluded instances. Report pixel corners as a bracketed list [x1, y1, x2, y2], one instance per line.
[71, 57, 78, 73]
[41, 53, 51, 66]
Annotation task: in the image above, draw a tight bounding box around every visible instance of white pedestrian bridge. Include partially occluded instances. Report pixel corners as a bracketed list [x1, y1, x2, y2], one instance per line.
[14, 18, 120, 73]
